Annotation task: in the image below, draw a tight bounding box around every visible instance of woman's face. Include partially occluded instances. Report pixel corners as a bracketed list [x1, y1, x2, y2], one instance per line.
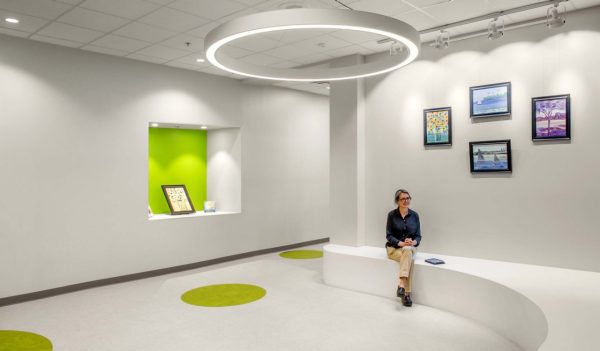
[397, 193, 412, 209]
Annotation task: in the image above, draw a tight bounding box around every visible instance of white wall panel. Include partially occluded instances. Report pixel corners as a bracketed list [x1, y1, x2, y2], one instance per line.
[364, 7, 600, 271]
[0, 35, 329, 297]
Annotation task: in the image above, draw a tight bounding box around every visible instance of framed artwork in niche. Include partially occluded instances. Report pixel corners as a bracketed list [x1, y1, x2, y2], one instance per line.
[469, 140, 512, 173]
[424, 107, 452, 145]
[161, 185, 195, 215]
[532, 94, 570, 140]
[470, 82, 511, 118]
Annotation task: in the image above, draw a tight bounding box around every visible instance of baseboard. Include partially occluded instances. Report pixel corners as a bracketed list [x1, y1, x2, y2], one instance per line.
[0, 237, 329, 307]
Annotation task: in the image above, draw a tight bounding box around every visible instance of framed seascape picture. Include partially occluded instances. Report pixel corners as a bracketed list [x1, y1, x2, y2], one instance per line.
[470, 82, 511, 118]
[469, 140, 512, 173]
[161, 185, 195, 215]
[424, 107, 452, 145]
[532, 94, 571, 140]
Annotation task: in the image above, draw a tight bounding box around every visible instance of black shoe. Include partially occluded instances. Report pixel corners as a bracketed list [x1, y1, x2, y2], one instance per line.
[402, 294, 413, 307]
[396, 287, 405, 298]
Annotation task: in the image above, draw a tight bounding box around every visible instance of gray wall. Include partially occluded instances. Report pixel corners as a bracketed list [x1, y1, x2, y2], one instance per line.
[0, 35, 329, 297]
[364, 7, 600, 272]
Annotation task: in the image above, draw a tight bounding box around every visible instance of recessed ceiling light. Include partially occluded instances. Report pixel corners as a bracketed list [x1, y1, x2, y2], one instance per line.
[5, 18, 19, 24]
[150, 123, 159, 127]
[196, 58, 205, 63]
[200, 126, 208, 130]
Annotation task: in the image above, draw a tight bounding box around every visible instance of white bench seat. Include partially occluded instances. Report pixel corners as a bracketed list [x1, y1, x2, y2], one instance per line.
[323, 244, 600, 351]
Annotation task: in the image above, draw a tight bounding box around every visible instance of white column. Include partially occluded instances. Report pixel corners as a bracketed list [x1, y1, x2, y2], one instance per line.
[329, 54, 366, 246]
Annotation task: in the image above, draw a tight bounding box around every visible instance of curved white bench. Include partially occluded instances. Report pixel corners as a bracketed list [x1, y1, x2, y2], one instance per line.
[323, 244, 600, 351]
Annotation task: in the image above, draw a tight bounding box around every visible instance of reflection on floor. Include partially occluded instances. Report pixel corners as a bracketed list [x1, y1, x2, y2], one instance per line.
[0, 245, 520, 351]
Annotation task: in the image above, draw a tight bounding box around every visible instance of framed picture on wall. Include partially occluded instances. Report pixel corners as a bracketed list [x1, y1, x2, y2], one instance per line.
[424, 107, 452, 145]
[469, 140, 512, 173]
[532, 94, 571, 140]
[470, 82, 511, 118]
[161, 185, 195, 215]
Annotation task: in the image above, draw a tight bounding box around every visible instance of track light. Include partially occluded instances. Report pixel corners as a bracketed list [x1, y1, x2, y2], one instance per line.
[487, 17, 504, 40]
[389, 41, 405, 56]
[434, 30, 450, 49]
[546, 3, 566, 28]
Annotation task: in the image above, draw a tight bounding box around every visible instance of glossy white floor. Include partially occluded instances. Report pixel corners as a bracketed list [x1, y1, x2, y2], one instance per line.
[0, 244, 521, 351]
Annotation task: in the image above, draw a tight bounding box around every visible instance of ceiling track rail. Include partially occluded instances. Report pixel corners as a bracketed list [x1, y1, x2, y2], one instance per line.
[422, 16, 548, 46]
[378, 0, 567, 44]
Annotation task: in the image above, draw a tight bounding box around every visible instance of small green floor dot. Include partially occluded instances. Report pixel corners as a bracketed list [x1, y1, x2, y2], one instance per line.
[0, 330, 52, 351]
[181, 284, 266, 307]
[279, 249, 323, 259]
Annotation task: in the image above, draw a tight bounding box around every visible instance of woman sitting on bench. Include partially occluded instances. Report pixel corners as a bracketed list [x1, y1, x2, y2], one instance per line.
[385, 188, 422, 307]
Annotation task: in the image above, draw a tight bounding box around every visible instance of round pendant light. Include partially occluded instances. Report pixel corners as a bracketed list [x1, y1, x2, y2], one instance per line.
[204, 9, 420, 81]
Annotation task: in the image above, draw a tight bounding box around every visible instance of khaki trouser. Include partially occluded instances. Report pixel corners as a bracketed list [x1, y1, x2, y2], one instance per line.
[386, 246, 416, 292]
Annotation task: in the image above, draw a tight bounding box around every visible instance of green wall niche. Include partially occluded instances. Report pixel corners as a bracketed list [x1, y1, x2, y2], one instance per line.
[149, 128, 207, 214]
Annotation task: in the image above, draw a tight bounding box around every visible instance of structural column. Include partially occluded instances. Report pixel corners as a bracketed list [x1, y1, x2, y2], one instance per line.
[329, 54, 367, 246]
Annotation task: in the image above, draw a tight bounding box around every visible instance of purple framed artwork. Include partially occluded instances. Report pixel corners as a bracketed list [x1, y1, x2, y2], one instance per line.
[532, 94, 570, 140]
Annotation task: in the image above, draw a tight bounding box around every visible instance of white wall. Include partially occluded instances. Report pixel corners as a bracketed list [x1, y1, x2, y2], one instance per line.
[0, 35, 329, 297]
[364, 7, 600, 272]
[207, 128, 242, 213]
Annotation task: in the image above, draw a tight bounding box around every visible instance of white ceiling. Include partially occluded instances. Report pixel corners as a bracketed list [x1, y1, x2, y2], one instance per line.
[1, 0, 599, 96]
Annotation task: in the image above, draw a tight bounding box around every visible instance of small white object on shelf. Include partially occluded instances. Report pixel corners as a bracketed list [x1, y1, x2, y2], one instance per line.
[204, 200, 216, 213]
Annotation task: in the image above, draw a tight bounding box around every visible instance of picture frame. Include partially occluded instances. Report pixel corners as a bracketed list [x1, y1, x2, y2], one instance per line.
[532, 94, 571, 140]
[204, 200, 216, 213]
[470, 82, 511, 118]
[161, 185, 195, 215]
[424, 107, 452, 145]
[469, 140, 512, 173]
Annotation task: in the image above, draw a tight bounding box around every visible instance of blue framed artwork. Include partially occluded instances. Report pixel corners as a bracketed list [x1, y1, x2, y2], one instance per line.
[470, 82, 511, 118]
[532, 94, 570, 140]
[424, 107, 452, 145]
[469, 140, 512, 173]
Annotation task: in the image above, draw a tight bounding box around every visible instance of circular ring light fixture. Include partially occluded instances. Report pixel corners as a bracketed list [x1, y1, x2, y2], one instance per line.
[205, 9, 420, 81]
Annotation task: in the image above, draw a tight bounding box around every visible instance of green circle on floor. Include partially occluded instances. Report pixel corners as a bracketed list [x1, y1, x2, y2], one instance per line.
[181, 284, 266, 307]
[279, 249, 323, 259]
[0, 330, 52, 351]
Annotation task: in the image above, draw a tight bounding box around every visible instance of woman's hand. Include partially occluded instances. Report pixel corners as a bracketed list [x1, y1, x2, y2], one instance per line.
[401, 238, 417, 247]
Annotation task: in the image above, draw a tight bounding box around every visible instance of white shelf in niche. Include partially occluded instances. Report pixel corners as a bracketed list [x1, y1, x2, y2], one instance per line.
[149, 211, 240, 221]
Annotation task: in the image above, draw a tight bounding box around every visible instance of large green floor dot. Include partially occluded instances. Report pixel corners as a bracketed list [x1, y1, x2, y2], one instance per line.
[181, 284, 266, 307]
[0, 330, 52, 351]
[279, 249, 323, 259]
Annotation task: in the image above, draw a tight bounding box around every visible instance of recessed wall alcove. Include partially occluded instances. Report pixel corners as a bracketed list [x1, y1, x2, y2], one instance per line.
[148, 122, 241, 220]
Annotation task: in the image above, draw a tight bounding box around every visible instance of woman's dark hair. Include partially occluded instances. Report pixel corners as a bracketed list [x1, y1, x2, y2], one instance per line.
[394, 189, 410, 203]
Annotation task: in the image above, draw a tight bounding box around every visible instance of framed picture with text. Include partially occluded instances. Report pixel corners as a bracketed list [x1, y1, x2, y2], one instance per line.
[161, 185, 195, 215]
[532, 94, 571, 140]
[469, 139, 512, 173]
[470, 82, 511, 118]
[424, 106, 452, 145]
